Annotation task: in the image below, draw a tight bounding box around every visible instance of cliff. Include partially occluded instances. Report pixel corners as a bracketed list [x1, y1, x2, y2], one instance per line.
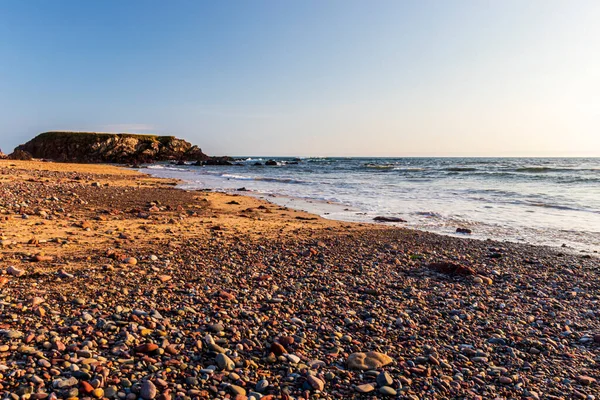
[12, 131, 211, 164]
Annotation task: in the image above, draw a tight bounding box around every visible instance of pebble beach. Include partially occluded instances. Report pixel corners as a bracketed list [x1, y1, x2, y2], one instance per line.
[1, 160, 599, 400]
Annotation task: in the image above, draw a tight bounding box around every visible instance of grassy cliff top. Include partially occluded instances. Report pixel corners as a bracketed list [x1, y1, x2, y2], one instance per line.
[37, 131, 177, 141]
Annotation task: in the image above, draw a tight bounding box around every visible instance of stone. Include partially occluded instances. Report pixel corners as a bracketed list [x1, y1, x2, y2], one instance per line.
[140, 380, 157, 400]
[135, 343, 158, 353]
[216, 353, 235, 371]
[256, 379, 269, 393]
[347, 351, 393, 370]
[229, 385, 246, 396]
[356, 384, 376, 393]
[7, 265, 25, 277]
[285, 353, 301, 364]
[577, 375, 596, 385]
[377, 371, 393, 387]
[379, 386, 397, 396]
[270, 342, 286, 356]
[307, 375, 324, 391]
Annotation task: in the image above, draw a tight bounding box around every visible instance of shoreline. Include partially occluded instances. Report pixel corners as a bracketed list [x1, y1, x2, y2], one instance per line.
[149, 164, 597, 257]
[1, 159, 599, 399]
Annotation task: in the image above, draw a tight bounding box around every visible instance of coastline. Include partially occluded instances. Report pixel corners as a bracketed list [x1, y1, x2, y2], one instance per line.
[140, 159, 600, 254]
[1, 160, 599, 399]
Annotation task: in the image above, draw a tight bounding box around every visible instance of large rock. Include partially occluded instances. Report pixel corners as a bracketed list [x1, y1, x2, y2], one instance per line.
[12, 131, 212, 164]
[8, 149, 33, 160]
[347, 351, 393, 370]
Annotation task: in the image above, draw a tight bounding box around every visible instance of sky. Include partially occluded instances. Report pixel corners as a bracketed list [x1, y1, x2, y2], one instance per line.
[1, 0, 599, 157]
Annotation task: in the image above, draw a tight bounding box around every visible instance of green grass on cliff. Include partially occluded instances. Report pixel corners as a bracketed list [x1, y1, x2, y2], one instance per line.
[36, 131, 176, 142]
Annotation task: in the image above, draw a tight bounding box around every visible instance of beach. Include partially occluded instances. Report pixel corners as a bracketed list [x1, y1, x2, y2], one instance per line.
[1, 160, 599, 399]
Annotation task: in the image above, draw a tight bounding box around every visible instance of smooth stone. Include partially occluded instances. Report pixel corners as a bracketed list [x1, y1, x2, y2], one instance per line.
[379, 386, 397, 396]
[347, 352, 393, 370]
[229, 385, 246, 396]
[216, 353, 235, 371]
[256, 379, 269, 393]
[307, 375, 324, 391]
[377, 371, 393, 387]
[356, 384, 376, 393]
[140, 380, 156, 400]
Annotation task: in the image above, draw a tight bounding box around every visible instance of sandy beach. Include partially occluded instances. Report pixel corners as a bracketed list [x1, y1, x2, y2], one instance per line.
[1, 160, 598, 400]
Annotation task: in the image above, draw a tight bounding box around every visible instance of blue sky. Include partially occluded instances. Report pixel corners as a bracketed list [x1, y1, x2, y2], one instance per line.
[1, 0, 599, 156]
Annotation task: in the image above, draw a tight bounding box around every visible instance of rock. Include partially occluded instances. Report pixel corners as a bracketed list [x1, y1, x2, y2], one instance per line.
[356, 383, 376, 393]
[256, 379, 269, 393]
[216, 353, 235, 371]
[8, 149, 33, 160]
[270, 342, 286, 356]
[379, 386, 397, 396]
[140, 380, 157, 400]
[576, 375, 596, 385]
[456, 227, 472, 234]
[347, 352, 393, 370]
[265, 160, 278, 166]
[12, 132, 213, 164]
[376, 371, 393, 387]
[32, 254, 53, 262]
[124, 257, 137, 265]
[57, 269, 74, 279]
[208, 323, 224, 333]
[427, 261, 476, 276]
[229, 385, 246, 396]
[7, 265, 25, 277]
[373, 216, 407, 222]
[307, 375, 324, 391]
[285, 353, 301, 364]
[135, 343, 158, 353]
[279, 336, 294, 347]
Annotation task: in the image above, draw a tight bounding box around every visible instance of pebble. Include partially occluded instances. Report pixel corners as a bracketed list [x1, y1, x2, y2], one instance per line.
[140, 380, 156, 400]
[216, 353, 235, 371]
[347, 351, 393, 370]
[356, 383, 376, 393]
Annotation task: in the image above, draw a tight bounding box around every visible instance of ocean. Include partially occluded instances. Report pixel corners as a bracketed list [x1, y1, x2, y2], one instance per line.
[141, 157, 600, 253]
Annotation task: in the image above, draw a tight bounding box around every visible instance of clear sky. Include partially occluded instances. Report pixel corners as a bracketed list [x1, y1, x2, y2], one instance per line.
[1, 0, 599, 157]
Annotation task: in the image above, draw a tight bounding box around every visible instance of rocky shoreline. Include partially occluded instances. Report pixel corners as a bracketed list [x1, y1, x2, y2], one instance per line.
[0, 160, 599, 400]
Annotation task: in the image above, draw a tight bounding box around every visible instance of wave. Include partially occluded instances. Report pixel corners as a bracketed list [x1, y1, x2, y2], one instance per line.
[364, 163, 396, 169]
[511, 166, 600, 173]
[221, 174, 307, 185]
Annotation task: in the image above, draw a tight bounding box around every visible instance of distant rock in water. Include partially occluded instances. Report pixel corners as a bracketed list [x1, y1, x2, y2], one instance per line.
[373, 216, 407, 223]
[12, 131, 212, 164]
[456, 228, 472, 234]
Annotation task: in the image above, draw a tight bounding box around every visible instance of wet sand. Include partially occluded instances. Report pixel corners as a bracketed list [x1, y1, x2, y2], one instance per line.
[0, 160, 598, 400]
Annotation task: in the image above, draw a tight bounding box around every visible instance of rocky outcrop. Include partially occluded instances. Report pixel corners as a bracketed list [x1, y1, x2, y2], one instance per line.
[12, 131, 211, 164]
[8, 149, 33, 160]
[0, 149, 6, 159]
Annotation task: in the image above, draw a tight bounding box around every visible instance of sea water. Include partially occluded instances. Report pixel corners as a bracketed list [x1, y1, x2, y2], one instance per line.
[142, 157, 600, 253]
